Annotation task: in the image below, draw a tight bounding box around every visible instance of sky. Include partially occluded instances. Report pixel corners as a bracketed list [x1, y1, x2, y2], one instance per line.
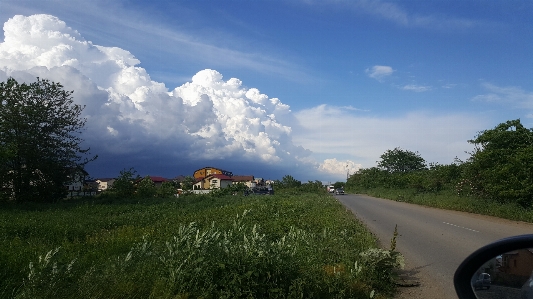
[0, 0, 532, 183]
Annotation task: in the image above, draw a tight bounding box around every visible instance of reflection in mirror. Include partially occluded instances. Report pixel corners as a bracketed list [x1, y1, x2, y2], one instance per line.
[472, 248, 533, 299]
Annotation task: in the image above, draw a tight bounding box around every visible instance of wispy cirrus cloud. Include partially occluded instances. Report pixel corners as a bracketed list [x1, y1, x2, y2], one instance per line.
[402, 84, 432, 92]
[0, 1, 313, 84]
[303, 0, 500, 31]
[366, 65, 394, 81]
[351, 0, 409, 26]
[341, 105, 369, 112]
[472, 82, 533, 109]
[442, 83, 457, 89]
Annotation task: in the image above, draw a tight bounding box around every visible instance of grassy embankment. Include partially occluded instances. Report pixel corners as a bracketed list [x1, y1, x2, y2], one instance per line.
[0, 190, 402, 299]
[349, 187, 533, 223]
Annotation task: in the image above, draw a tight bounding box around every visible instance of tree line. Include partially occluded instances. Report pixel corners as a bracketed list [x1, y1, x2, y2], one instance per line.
[346, 119, 533, 208]
[7, 77, 529, 206]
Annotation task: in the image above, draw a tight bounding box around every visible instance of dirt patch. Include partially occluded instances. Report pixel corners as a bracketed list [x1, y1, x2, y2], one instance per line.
[394, 263, 452, 299]
[394, 273, 449, 299]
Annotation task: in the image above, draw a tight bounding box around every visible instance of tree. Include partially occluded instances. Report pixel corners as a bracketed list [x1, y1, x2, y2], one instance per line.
[333, 181, 345, 189]
[136, 176, 156, 198]
[377, 147, 426, 173]
[465, 119, 533, 206]
[156, 181, 178, 198]
[180, 176, 196, 190]
[346, 167, 388, 190]
[277, 175, 301, 188]
[0, 78, 96, 202]
[110, 168, 138, 198]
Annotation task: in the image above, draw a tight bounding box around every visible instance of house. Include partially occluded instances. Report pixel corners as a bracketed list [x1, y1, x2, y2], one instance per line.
[65, 167, 88, 191]
[193, 167, 233, 180]
[194, 174, 233, 189]
[500, 249, 533, 277]
[254, 177, 266, 186]
[172, 175, 186, 184]
[493, 249, 533, 287]
[265, 179, 275, 185]
[83, 179, 99, 192]
[140, 176, 169, 188]
[232, 175, 256, 188]
[96, 178, 115, 191]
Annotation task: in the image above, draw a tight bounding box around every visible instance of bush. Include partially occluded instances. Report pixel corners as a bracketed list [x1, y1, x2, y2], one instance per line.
[156, 181, 178, 198]
[109, 168, 138, 198]
[136, 176, 156, 198]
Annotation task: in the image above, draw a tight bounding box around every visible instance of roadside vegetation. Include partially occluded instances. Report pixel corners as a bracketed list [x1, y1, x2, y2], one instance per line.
[345, 119, 533, 223]
[0, 181, 402, 299]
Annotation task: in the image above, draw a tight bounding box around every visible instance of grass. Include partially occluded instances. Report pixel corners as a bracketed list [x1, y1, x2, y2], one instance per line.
[352, 187, 533, 223]
[0, 190, 402, 299]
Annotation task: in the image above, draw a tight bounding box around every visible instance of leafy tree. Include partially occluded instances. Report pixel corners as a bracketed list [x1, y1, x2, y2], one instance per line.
[377, 147, 426, 173]
[156, 181, 178, 198]
[333, 182, 345, 189]
[346, 167, 388, 190]
[466, 119, 533, 206]
[110, 168, 138, 198]
[180, 176, 196, 190]
[276, 175, 301, 189]
[136, 176, 156, 198]
[0, 77, 96, 202]
[300, 180, 326, 193]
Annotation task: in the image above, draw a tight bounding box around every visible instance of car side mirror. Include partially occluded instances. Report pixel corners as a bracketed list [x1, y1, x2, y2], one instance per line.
[454, 234, 533, 299]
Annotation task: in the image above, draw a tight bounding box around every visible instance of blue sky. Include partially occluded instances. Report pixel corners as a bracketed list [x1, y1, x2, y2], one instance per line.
[1, 0, 532, 182]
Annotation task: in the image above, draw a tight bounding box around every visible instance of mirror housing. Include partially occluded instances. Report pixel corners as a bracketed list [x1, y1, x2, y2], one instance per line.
[454, 234, 533, 299]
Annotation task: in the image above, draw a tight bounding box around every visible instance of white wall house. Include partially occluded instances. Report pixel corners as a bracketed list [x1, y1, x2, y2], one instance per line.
[96, 178, 115, 191]
[232, 175, 256, 188]
[194, 174, 233, 189]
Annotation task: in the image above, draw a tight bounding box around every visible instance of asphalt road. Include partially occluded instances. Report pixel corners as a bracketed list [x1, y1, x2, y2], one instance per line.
[336, 193, 533, 299]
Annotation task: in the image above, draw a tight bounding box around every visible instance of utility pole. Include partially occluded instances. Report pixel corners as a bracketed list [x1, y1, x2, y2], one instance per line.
[346, 164, 349, 181]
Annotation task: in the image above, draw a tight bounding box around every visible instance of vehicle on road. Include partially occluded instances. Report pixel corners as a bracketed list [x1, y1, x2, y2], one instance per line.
[327, 185, 335, 193]
[335, 188, 344, 195]
[472, 273, 490, 290]
[244, 185, 274, 196]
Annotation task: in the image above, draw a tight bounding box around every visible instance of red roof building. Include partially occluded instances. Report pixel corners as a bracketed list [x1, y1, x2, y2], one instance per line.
[194, 174, 233, 189]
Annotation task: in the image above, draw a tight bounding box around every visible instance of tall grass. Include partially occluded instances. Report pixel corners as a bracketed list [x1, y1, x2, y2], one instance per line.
[355, 187, 533, 223]
[1, 191, 401, 299]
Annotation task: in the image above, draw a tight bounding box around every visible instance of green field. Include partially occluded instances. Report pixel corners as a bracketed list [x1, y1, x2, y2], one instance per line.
[0, 191, 401, 299]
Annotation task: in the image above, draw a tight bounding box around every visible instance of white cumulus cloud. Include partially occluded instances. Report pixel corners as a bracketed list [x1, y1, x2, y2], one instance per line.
[0, 14, 313, 178]
[366, 65, 394, 81]
[318, 159, 361, 178]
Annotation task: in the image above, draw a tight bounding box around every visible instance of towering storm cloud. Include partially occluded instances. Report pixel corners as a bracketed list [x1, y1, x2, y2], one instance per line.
[0, 14, 323, 178]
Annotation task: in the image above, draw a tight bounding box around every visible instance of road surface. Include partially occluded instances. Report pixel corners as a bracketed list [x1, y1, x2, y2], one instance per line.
[336, 193, 533, 299]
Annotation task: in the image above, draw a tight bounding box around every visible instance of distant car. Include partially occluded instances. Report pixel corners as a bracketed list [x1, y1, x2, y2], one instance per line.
[244, 186, 274, 196]
[473, 273, 491, 290]
[335, 188, 345, 195]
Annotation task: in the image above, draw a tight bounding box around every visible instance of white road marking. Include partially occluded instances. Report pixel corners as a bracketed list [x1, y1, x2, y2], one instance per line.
[443, 222, 479, 233]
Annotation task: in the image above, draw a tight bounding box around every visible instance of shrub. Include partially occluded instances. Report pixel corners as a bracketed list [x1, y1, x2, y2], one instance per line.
[136, 176, 156, 198]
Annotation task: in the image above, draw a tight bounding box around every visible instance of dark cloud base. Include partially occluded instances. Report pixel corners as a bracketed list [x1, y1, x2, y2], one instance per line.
[85, 151, 310, 182]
